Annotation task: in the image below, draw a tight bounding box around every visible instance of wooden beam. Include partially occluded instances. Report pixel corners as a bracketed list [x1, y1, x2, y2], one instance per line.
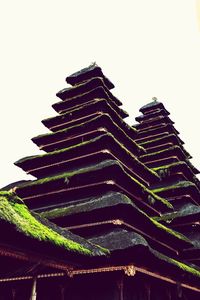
[0, 244, 73, 271]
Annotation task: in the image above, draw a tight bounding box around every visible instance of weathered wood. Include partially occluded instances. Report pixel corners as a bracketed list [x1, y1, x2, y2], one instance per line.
[29, 277, 37, 300]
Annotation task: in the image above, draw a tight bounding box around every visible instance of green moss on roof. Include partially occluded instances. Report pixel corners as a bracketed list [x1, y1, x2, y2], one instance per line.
[139, 134, 177, 146]
[147, 191, 173, 209]
[42, 98, 128, 129]
[18, 132, 133, 164]
[17, 159, 171, 210]
[40, 192, 134, 219]
[17, 131, 158, 180]
[153, 204, 200, 223]
[153, 161, 196, 180]
[57, 98, 128, 118]
[0, 191, 107, 256]
[140, 145, 180, 159]
[150, 218, 190, 242]
[150, 248, 200, 277]
[152, 181, 196, 194]
[16, 135, 97, 165]
[17, 160, 118, 188]
[152, 161, 185, 172]
[33, 112, 137, 142]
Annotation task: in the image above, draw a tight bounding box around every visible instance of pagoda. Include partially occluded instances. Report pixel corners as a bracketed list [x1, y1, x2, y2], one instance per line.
[133, 98, 200, 271]
[0, 64, 200, 299]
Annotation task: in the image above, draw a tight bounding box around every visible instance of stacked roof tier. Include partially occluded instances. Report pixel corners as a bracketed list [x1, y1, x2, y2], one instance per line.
[134, 100, 200, 269]
[15, 66, 166, 218]
[134, 100, 200, 206]
[10, 65, 200, 296]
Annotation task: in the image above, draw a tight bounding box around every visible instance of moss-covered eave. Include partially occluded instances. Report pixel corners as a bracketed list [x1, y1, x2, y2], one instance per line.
[15, 157, 171, 211]
[42, 98, 122, 125]
[150, 247, 200, 279]
[40, 192, 135, 219]
[150, 218, 192, 244]
[152, 161, 196, 181]
[0, 191, 109, 257]
[16, 130, 149, 179]
[135, 109, 170, 122]
[152, 181, 196, 194]
[15, 159, 121, 189]
[139, 133, 180, 147]
[152, 205, 200, 223]
[140, 145, 186, 161]
[56, 76, 122, 105]
[32, 111, 137, 148]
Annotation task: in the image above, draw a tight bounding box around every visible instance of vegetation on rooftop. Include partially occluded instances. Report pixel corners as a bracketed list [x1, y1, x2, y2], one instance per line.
[17, 159, 118, 188]
[18, 131, 140, 165]
[150, 218, 190, 243]
[152, 181, 196, 194]
[150, 248, 200, 277]
[43, 98, 123, 123]
[139, 134, 177, 146]
[40, 192, 134, 219]
[140, 145, 181, 159]
[17, 131, 159, 180]
[153, 204, 200, 223]
[152, 161, 185, 172]
[0, 191, 107, 256]
[32, 111, 137, 143]
[17, 159, 171, 210]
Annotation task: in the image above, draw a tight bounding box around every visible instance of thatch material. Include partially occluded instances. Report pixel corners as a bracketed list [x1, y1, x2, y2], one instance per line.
[0, 191, 108, 257]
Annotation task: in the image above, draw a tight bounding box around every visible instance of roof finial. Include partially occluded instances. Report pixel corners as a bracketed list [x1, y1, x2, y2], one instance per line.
[152, 97, 158, 102]
[90, 61, 98, 67]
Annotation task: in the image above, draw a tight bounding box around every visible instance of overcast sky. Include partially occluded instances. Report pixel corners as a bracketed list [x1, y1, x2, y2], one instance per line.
[0, 0, 200, 188]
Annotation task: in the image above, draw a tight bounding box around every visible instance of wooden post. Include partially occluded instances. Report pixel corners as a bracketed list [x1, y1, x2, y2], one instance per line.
[11, 288, 16, 300]
[117, 275, 124, 300]
[29, 277, 37, 300]
[145, 284, 151, 300]
[60, 285, 65, 300]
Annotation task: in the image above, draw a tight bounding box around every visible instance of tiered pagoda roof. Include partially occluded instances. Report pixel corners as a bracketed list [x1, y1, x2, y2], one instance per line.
[1, 64, 200, 298]
[134, 98, 200, 270]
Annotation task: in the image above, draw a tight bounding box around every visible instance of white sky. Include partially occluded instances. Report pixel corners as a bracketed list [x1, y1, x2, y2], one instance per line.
[0, 0, 200, 188]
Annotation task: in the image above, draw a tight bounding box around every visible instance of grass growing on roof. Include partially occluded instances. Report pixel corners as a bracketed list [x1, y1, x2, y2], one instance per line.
[15, 119, 143, 166]
[0, 191, 104, 256]
[140, 145, 180, 158]
[32, 111, 137, 143]
[17, 159, 118, 188]
[150, 218, 190, 242]
[17, 158, 171, 209]
[153, 203, 200, 223]
[152, 161, 185, 172]
[139, 134, 177, 146]
[43, 98, 123, 123]
[18, 131, 141, 165]
[17, 130, 158, 179]
[151, 248, 200, 277]
[152, 181, 196, 194]
[40, 192, 134, 219]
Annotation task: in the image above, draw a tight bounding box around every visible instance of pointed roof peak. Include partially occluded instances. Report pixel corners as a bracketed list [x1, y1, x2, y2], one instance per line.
[66, 63, 114, 90]
[152, 97, 158, 102]
[139, 98, 167, 113]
